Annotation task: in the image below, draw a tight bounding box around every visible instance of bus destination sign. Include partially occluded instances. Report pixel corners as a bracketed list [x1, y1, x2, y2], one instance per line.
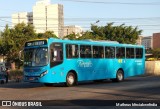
[25, 40, 47, 47]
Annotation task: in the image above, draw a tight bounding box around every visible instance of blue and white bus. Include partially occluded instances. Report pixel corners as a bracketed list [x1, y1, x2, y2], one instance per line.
[23, 38, 145, 86]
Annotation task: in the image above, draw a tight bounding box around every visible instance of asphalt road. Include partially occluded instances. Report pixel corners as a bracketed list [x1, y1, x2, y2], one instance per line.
[0, 75, 160, 108]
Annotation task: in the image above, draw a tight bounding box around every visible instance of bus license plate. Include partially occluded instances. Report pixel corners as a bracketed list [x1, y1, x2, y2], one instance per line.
[29, 77, 34, 81]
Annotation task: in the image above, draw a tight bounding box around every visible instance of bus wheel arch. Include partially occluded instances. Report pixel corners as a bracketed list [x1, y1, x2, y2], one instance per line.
[112, 68, 124, 82]
[66, 70, 78, 87]
[116, 68, 124, 82]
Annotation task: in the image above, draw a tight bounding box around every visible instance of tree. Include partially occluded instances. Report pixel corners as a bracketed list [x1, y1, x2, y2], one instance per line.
[88, 23, 142, 44]
[63, 32, 81, 40]
[152, 48, 160, 60]
[1, 23, 37, 69]
[37, 31, 58, 39]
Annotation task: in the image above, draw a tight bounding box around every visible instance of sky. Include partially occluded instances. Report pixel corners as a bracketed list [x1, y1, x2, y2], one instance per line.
[0, 0, 160, 36]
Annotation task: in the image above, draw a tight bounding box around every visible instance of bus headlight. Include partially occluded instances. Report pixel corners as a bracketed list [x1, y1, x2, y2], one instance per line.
[40, 71, 48, 77]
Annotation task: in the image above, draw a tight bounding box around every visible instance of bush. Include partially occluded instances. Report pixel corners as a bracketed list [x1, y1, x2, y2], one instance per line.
[9, 69, 23, 80]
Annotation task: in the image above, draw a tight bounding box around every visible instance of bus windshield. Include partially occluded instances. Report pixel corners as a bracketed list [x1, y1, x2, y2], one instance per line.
[24, 48, 49, 67]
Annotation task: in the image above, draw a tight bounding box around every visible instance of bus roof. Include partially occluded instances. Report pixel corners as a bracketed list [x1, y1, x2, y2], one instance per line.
[24, 38, 144, 48]
[48, 38, 144, 48]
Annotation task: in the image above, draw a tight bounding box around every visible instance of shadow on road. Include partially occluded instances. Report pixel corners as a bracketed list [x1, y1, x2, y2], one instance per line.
[0, 82, 44, 89]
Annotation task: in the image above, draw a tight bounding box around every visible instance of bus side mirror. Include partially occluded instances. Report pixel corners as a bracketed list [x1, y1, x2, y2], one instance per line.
[19, 50, 24, 61]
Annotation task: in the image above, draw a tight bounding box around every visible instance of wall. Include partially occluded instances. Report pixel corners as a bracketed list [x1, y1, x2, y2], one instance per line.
[145, 61, 160, 75]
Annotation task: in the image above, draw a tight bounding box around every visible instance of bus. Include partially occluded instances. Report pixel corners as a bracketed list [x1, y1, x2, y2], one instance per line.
[23, 38, 145, 86]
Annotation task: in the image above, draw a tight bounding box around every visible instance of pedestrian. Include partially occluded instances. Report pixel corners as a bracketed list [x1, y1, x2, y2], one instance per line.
[5, 68, 9, 83]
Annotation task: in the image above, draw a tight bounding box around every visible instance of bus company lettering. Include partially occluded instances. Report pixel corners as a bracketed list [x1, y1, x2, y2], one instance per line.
[78, 60, 92, 68]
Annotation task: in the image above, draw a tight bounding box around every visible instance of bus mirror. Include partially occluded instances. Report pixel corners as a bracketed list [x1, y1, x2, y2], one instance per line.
[19, 50, 24, 61]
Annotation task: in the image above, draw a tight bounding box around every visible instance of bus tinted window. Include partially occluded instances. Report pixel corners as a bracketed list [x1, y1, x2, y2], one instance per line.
[93, 46, 104, 58]
[80, 45, 92, 58]
[126, 48, 135, 58]
[105, 47, 115, 58]
[116, 47, 125, 58]
[50, 43, 63, 67]
[136, 48, 143, 58]
[66, 44, 79, 58]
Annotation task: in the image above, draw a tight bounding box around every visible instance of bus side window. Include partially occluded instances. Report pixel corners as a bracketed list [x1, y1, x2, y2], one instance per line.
[66, 44, 78, 58]
[80, 45, 92, 58]
[126, 48, 135, 59]
[116, 47, 125, 58]
[105, 47, 115, 58]
[93, 46, 104, 58]
[136, 48, 143, 58]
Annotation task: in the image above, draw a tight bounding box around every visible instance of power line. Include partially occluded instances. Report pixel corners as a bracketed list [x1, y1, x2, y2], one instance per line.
[59, 0, 160, 5]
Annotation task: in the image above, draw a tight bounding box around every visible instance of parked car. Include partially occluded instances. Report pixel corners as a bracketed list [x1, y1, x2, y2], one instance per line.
[0, 73, 6, 84]
[0, 63, 6, 84]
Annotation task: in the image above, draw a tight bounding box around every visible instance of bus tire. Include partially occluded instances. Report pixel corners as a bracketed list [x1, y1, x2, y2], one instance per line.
[116, 69, 124, 82]
[66, 72, 76, 87]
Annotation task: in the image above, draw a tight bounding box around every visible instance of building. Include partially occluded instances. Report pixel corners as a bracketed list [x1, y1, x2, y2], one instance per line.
[64, 25, 83, 37]
[33, 0, 64, 38]
[12, 12, 33, 27]
[153, 33, 160, 49]
[136, 36, 143, 45]
[12, 0, 64, 38]
[141, 36, 153, 49]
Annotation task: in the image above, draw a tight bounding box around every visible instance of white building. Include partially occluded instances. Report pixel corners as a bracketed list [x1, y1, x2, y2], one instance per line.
[136, 36, 143, 45]
[12, 12, 33, 27]
[33, 0, 64, 38]
[141, 36, 153, 49]
[12, 0, 64, 38]
[64, 25, 83, 37]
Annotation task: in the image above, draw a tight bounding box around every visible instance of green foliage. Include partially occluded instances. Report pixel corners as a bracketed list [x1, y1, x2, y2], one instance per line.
[89, 23, 142, 44]
[152, 48, 160, 60]
[1, 23, 58, 68]
[64, 23, 142, 44]
[9, 69, 23, 80]
[1, 23, 37, 63]
[37, 31, 58, 39]
[63, 32, 80, 40]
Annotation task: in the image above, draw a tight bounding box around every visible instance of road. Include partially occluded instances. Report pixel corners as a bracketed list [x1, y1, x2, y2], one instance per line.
[0, 75, 160, 107]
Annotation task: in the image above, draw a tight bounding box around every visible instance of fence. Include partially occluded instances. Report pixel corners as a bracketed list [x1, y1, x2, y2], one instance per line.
[145, 61, 160, 75]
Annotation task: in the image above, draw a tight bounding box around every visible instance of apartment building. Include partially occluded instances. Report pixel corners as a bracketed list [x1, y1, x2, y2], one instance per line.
[12, 12, 33, 27]
[12, 0, 64, 38]
[64, 25, 83, 37]
[141, 36, 153, 49]
[33, 0, 64, 38]
[153, 33, 160, 49]
[136, 36, 143, 45]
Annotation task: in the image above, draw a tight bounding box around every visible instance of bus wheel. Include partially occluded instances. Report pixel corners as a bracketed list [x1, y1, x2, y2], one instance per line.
[116, 70, 124, 82]
[66, 72, 76, 87]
